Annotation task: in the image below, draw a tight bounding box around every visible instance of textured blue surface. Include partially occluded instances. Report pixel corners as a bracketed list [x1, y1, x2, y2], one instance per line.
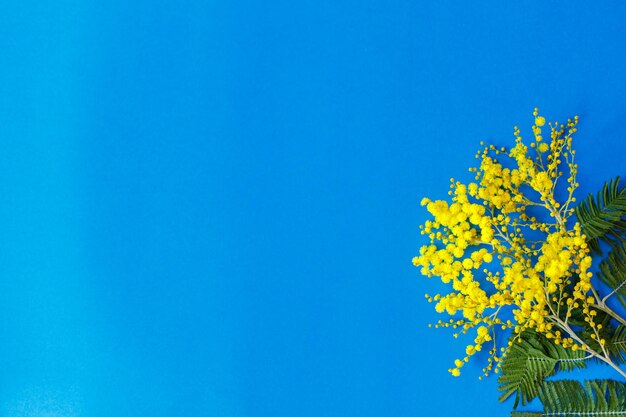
[1, 1, 626, 416]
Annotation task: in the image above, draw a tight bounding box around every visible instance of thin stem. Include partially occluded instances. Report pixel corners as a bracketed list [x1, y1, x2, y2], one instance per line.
[588, 285, 626, 326]
[602, 279, 626, 304]
[595, 352, 626, 379]
[548, 313, 626, 379]
[595, 302, 626, 327]
[591, 286, 603, 304]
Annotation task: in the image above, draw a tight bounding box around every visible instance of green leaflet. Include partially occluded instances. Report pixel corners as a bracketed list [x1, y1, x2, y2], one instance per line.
[607, 325, 626, 364]
[498, 331, 587, 408]
[574, 177, 626, 254]
[597, 243, 626, 309]
[513, 381, 626, 416]
[534, 380, 626, 416]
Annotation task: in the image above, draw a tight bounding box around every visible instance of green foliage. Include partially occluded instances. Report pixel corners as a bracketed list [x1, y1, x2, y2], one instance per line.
[597, 243, 626, 309]
[498, 330, 587, 408]
[607, 325, 626, 364]
[510, 413, 541, 417]
[533, 380, 626, 416]
[574, 177, 626, 253]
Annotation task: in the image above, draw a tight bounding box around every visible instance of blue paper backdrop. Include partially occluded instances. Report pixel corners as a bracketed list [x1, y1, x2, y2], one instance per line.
[1, 1, 626, 416]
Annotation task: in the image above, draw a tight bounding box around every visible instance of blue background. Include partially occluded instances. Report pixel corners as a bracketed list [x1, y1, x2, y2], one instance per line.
[1, 1, 626, 416]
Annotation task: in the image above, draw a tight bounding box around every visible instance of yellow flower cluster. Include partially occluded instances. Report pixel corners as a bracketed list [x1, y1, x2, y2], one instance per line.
[413, 110, 599, 377]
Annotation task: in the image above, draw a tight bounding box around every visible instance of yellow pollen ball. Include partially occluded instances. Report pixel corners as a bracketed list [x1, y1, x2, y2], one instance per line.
[462, 258, 474, 269]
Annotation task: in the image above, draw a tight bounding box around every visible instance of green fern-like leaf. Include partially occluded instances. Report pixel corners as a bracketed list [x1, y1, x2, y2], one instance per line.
[607, 325, 626, 364]
[574, 177, 626, 253]
[534, 380, 626, 416]
[597, 242, 626, 309]
[498, 330, 587, 408]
